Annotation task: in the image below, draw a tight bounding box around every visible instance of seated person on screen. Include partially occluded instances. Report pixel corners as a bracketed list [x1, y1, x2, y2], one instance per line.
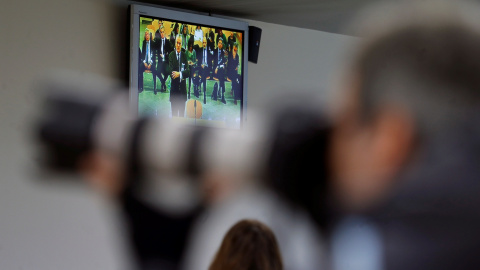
[186, 39, 198, 99]
[207, 28, 216, 79]
[154, 25, 172, 93]
[213, 38, 227, 104]
[198, 37, 210, 96]
[227, 43, 241, 105]
[194, 25, 203, 51]
[227, 32, 236, 52]
[170, 22, 180, 46]
[216, 29, 227, 50]
[139, 29, 157, 93]
[181, 24, 190, 52]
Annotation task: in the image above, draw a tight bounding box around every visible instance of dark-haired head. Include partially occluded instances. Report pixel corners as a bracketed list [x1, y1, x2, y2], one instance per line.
[209, 219, 283, 270]
[188, 39, 194, 51]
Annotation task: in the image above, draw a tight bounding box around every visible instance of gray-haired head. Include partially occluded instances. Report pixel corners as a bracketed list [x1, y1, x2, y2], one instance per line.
[175, 34, 183, 53]
[347, 0, 480, 138]
[176, 34, 182, 41]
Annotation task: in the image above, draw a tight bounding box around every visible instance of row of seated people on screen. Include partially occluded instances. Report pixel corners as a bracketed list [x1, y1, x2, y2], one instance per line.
[167, 23, 238, 55]
[147, 22, 240, 95]
[139, 28, 242, 109]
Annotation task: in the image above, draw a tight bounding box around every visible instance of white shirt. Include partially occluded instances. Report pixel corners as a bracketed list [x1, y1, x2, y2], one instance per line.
[144, 40, 152, 64]
[161, 38, 165, 60]
[203, 48, 208, 66]
[176, 52, 183, 80]
[194, 29, 203, 42]
[217, 49, 224, 68]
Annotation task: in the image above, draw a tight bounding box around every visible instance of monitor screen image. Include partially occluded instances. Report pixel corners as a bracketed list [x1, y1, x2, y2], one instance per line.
[130, 4, 249, 129]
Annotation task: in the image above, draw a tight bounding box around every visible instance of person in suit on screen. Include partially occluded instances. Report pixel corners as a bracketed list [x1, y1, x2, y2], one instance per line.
[227, 32, 236, 52]
[194, 25, 203, 52]
[206, 28, 216, 80]
[167, 34, 190, 117]
[216, 29, 227, 50]
[181, 24, 190, 52]
[154, 25, 172, 93]
[227, 42, 241, 105]
[213, 38, 227, 104]
[197, 37, 210, 97]
[170, 22, 180, 46]
[139, 29, 156, 93]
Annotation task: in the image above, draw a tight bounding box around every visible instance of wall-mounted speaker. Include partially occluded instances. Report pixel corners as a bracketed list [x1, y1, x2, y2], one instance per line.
[248, 26, 262, 63]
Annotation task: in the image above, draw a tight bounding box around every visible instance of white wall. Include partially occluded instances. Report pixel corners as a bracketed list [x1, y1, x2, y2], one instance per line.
[0, 0, 357, 269]
[244, 19, 356, 114]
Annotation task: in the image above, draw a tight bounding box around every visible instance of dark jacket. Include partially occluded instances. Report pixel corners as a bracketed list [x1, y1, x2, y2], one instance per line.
[213, 47, 227, 78]
[227, 52, 240, 79]
[141, 39, 155, 71]
[154, 36, 173, 70]
[166, 50, 190, 102]
[375, 118, 480, 270]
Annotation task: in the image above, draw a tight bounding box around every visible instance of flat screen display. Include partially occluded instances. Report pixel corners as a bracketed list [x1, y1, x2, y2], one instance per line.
[129, 4, 249, 129]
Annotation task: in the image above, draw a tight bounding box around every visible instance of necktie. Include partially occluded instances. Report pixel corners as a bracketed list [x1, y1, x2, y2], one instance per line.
[204, 49, 207, 65]
[177, 53, 180, 72]
[146, 42, 150, 63]
[161, 39, 164, 55]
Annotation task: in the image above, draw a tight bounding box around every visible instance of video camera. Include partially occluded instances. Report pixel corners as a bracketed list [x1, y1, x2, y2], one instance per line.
[34, 75, 333, 231]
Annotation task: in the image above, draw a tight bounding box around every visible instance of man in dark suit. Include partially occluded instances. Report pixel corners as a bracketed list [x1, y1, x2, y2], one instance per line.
[216, 29, 227, 50]
[139, 30, 156, 93]
[227, 31, 236, 52]
[206, 28, 215, 80]
[213, 38, 227, 104]
[137, 48, 143, 93]
[154, 25, 172, 93]
[197, 37, 210, 98]
[166, 35, 190, 117]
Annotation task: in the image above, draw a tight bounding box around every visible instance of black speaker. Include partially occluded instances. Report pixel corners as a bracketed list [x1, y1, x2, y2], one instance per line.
[248, 26, 262, 63]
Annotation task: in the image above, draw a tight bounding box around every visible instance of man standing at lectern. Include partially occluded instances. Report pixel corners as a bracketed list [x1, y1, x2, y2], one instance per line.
[167, 35, 190, 117]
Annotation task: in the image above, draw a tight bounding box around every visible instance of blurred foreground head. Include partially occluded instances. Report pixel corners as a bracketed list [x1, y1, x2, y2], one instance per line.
[209, 219, 283, 270]
[331, 0, 480, 211]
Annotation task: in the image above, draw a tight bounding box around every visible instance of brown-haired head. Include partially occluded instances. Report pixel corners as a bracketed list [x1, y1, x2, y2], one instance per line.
[209, 219, 283, 270]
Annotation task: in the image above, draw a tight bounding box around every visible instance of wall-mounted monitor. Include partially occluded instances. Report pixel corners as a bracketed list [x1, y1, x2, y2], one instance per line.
[129, 4, 249, 129]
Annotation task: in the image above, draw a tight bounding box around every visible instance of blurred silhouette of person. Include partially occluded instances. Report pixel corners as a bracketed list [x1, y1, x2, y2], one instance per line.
[208, 219, 283, 270]
[325, 1, 480, 269]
